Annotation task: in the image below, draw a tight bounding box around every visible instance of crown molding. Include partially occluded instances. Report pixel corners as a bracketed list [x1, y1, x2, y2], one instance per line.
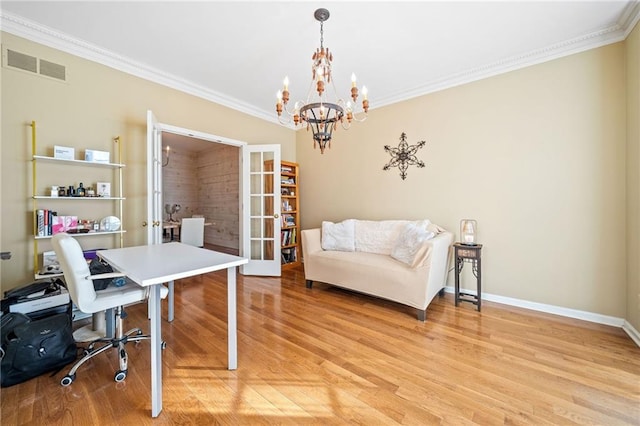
[0, 11, 279, 125]
[620, 0, 640, 37]
[375, 6, 638, 109]
[2, 3, 639, 123]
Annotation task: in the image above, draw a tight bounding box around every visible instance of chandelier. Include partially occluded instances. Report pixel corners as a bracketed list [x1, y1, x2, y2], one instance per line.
[276, 8, 369, 154]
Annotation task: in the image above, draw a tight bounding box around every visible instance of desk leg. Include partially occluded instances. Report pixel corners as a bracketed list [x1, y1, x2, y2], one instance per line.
[168, 281, 175, 322]
[227, 266, 237, 370]
[149, 284, 163, 417]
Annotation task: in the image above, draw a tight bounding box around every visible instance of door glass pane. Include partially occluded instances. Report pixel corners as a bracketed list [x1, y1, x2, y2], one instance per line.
[251, 174, 262, 195]
[263, 240, 274, 261]
[250, 218, 262, 238]
[264, 195, 274, 217]
[250, 195, 263, 216]
[264, 172, 273, 195]
[251, 240, 262, 260]
[250, 152, 263, 173]
[263, 217, 273, 239]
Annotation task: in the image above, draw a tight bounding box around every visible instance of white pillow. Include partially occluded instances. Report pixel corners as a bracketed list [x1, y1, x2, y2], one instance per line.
[321, 220, 356, 252]
[391, 223, 435, 267]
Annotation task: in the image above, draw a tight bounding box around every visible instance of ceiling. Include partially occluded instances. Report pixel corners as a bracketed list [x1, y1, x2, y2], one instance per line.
[1, 1, 639, 130]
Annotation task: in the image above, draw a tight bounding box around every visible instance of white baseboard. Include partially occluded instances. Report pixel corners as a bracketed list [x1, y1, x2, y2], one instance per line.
[623, 320, 640, 347]
[443, 287, 639, 347]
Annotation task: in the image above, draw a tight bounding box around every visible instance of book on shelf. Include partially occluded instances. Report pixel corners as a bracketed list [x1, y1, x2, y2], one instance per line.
[36, 209, 58, 236]
[281, 228, 297, 246]
[281, 247, 297, 264]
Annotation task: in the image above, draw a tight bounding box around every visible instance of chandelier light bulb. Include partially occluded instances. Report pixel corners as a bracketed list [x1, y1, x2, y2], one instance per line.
[362, 86, 368, 100]
[351, 73, 357, 87]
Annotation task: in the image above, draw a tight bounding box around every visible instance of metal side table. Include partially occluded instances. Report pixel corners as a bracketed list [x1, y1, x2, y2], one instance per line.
[454, 243, 482, 311]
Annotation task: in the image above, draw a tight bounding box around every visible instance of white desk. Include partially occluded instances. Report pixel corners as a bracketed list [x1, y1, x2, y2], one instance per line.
[97, 242, 248, 418]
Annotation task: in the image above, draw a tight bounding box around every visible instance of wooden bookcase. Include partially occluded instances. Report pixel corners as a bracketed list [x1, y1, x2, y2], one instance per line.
[265, 160, 301, 270]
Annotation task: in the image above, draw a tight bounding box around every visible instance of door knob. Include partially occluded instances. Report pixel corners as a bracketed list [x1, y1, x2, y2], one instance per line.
[153, 220, 160, 227]
[274, 213, 279, 219]
[142, 221, 147, 227]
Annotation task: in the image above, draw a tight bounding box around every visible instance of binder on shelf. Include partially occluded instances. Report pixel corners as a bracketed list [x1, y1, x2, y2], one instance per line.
[36, 209, 45, 237]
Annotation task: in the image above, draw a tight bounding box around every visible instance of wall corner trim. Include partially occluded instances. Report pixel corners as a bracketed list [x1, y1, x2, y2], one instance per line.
[622, 321, 640, 348]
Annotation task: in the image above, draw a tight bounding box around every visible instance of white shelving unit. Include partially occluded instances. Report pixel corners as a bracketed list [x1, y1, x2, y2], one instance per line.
[30, 121, 126, 279]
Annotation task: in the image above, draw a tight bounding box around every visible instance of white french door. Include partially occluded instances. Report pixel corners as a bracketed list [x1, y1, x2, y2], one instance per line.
[145, 110, 281, 276]
[146, 110, 164, 245]
[240, 145, 281, 276]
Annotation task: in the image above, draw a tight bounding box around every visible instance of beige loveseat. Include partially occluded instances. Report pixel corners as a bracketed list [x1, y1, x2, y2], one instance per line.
[301, 219, 453, 320]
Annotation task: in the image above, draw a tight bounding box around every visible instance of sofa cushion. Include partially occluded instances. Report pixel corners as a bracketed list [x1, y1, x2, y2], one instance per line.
[355, 219, 430, 255]
[321, 220, 356, 252]
[391, 222, 435, 267]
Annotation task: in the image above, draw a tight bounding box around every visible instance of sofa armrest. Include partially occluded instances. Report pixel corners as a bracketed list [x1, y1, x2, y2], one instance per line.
[422, 231, 454, 286]
[301, 228, 322, 257]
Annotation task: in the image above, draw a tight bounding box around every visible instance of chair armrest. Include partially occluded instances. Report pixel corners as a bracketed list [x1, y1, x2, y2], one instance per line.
[84, 272, 127, 281]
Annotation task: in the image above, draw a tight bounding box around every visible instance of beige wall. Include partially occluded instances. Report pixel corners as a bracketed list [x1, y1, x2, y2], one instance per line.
[0, 32, 295, 291]
[298, 42, 628, 318]
[627, 22, 640, 332]
[1, 28, 636, 327]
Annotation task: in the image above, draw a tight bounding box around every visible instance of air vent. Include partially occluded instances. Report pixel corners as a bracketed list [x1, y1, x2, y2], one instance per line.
[2, 46, 67, 83]
[39, 59, 66, 81]
[7, 49, 37, 73]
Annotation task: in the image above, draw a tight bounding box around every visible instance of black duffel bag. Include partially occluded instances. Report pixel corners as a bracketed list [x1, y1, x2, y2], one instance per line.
[1, 312, 77, 387]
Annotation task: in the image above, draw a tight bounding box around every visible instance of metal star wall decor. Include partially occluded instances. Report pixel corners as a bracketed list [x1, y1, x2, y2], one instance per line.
[383, 132, 426, 180]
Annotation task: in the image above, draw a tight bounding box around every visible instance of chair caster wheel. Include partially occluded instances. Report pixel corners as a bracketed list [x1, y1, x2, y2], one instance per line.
[61, 374, 75, 386]
[83, 349, 91, 356]
[114, 370, 127, 382]
[161, 341, 167, 350]
[137, 330, 143, 336]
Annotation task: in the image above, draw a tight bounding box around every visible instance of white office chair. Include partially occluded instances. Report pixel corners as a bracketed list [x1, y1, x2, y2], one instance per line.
[180, 217, 205, 247]
[52, 233, 168, 386]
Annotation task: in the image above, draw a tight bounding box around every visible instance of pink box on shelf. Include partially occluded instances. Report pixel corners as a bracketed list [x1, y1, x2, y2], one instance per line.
[64, 216, 78, 231]
[52, 216, 65, 234]
[52, 215, 79, 234]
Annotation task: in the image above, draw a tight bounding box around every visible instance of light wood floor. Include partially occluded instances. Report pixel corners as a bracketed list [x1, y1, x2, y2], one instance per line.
[1, 265, 638, 425]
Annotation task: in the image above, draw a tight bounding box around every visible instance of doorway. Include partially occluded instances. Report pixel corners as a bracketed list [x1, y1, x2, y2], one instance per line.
[146, 110, 283, 276]
[161, 133, 240, 254]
